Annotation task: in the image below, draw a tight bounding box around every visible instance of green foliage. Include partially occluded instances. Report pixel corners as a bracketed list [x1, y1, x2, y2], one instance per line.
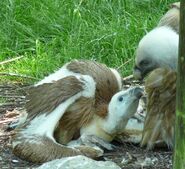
[0, 0, 175, 83]
[0, 97, 7, 104]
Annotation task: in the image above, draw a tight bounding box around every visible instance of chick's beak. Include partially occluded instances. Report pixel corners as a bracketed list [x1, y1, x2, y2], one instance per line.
[132, 87, 144, 99]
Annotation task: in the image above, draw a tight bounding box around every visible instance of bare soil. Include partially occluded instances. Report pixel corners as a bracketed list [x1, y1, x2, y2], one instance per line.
[0, 83, 172, 169]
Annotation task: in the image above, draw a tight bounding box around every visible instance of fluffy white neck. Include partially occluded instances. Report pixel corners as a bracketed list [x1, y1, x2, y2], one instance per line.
[80, 115, 115, 142]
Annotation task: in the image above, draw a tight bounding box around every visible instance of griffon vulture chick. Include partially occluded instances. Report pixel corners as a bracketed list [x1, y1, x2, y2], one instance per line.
[141, 68, 176, 149]
[133, 26, 178, 80]
[12, 60, 143, 163]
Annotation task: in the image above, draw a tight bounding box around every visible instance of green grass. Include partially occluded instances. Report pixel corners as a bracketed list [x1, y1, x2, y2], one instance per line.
[0, 97, 7, 105]
[0, 0, 175, 83]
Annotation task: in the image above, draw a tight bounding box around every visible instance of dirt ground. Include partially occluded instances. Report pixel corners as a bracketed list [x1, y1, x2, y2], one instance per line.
[0, 83, 172, 169]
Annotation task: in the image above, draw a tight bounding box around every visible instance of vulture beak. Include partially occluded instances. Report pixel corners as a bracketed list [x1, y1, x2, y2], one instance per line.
[132, 87, 144, 99]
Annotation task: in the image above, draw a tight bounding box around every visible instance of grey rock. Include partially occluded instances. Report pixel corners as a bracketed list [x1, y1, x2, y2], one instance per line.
[37, 155, 121, 169]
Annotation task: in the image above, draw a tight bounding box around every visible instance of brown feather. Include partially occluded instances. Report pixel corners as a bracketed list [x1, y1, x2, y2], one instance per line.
[26, 76, 84, 120]
[55, 60, 121, 143]
[13, 135, 101, 163]
[141, 68, 176, 149]
[67, 60, 120, 106]
[158, 2, 180, 33]
[12, 60, 121, 163]
[54, 97, 95, 144]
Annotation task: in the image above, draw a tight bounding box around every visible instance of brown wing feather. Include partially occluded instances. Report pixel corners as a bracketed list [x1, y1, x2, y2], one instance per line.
[54, 97, 95, 144]
[26, 76, 84, 120]
[158, 2, 180, 33]
[141, 68, 176, 149]
[67, 60, 120, 110]
[25, 60, 120, 144]
[54, 60, 120, 143]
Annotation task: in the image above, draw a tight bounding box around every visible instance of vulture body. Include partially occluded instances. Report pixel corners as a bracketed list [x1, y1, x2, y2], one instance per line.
[133, 1, 179, 149]
[12, 60, 143, 163]
[141, 68, 176, 149]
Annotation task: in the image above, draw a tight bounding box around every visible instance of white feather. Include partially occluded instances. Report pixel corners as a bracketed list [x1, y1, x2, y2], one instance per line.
[110, 68, 122, 90]
[136, 26, 179, 69]
[19, 75, 96, 140]
[35, 63, 81, 86]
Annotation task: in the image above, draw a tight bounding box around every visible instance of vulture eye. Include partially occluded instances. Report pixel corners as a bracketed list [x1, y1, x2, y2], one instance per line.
[118, 96, 123, 102]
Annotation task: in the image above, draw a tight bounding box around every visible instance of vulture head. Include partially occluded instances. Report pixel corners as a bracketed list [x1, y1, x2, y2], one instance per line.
[133, 26, 178, 80]
[92, 87, 143, 139]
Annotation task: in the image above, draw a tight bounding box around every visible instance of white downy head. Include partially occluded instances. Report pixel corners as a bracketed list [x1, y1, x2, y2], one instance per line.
[103, 87, 143, 134]
[133, 26, 179, 80]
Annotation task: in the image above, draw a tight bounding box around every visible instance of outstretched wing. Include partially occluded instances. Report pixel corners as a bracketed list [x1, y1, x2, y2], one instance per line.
[26, 75, 95, 120]
[141, 68, 176, 149]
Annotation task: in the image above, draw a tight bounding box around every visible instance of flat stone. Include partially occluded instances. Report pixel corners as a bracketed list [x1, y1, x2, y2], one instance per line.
[37, 155, 121, 169]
